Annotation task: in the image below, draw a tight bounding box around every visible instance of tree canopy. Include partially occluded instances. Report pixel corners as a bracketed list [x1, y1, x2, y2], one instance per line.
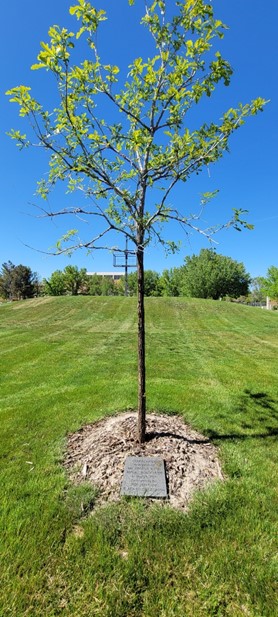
[0, 262, 39, 300]
[180, 249, 251, 299]
[7, 0, 265, 257]
[7, 0, 266, 442]
[249, 277, 267, 305]
[43, 265, 88, 295]
[127, 270, 162, 296]
[263, 266, 278, 300]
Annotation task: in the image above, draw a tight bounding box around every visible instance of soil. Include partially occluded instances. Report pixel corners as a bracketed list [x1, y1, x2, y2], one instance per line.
[64, 412, 224, 511]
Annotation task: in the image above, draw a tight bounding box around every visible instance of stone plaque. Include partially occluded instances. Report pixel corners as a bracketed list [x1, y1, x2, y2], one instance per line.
[121, 456, 167, 498]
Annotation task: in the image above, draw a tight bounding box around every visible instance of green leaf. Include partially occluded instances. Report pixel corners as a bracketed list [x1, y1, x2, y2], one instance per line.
[31, 63, 45, 70]
[69, 6, 79, 15]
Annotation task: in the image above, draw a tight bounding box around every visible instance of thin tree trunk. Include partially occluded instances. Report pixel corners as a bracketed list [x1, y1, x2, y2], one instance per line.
[137, 244, 146, 443]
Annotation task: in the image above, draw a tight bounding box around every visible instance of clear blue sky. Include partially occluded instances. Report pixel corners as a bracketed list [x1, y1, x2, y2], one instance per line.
[1, 0, 277, 280]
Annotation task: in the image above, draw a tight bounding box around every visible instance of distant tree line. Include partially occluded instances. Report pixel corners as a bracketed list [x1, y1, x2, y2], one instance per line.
[2, 252, 277, 303]
[41, 250, 252, 299]
[43, 265, 88, 296]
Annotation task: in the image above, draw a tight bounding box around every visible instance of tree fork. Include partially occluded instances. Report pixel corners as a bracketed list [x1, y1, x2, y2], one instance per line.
[137, 244, 146, 444]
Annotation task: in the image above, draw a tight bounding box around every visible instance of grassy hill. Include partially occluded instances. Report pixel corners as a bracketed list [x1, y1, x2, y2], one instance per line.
[0, 297, 277, 616]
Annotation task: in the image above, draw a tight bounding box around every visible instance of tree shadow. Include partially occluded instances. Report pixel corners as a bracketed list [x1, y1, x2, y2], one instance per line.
[145, 431, 210, 445]
[205, 389, 278, 442]
[144, 390, 278, 444]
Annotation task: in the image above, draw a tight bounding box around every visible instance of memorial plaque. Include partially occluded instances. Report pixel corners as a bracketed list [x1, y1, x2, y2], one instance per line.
[121, 456, 167, 498]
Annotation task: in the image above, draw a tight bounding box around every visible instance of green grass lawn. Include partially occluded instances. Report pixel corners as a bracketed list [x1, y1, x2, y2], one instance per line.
[0, 296, 277, 616]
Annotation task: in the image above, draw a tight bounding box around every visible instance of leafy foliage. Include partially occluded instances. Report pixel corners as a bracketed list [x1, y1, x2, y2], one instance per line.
[88, 273, 124, 296]
[127, 270, 162, 296]
[43, 265, 88, 295]
[63, 265, 88, 295]
[0, 261, 39, 300]
[159, 267, 184, 296]
[43, 267, 126, 296]
[43, 269, 67, 296]
[249, 276, 267, 305]
[6, 0, 266, 257]
[180, 249, 251, 299]
[6, 0, 266, 441]
[262, 266, 278, 300]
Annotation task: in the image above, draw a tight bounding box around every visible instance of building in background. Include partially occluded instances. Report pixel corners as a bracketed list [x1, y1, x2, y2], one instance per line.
[87, 272, 125, 281]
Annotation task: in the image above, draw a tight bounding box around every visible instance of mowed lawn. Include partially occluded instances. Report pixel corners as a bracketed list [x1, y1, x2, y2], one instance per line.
[0, 296, 277, 616]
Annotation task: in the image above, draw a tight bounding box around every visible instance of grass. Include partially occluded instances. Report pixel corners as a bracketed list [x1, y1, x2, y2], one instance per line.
[0, 296, 277, 616]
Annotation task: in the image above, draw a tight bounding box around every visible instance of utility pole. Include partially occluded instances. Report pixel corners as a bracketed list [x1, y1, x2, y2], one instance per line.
[113, 239, 136, 295]
[125, 236, 128, 297]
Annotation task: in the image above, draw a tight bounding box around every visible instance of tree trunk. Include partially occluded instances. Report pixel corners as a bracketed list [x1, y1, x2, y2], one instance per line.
[137, 244, 146, 443]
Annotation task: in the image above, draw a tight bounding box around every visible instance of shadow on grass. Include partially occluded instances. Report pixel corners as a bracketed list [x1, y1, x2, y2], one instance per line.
[206, 390, 278, 442]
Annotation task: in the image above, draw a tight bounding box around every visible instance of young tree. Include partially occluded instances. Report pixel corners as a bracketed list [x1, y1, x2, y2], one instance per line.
[7, 0, 265, 442]
[181, 249, 251, 299]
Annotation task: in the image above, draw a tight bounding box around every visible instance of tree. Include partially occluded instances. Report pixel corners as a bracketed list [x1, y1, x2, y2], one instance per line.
[7, 1, 265, 442]
[263, 266, 278, 300]
[249, 276, 267, 305]
[0, 262, 39, 300]
[160, 268, 184, 297]
[0, 262, 15, 299]
[88, 274, 124, 296]
[180, 249, 251, 299]
[43, 265, 88, 295]
[11, 264, 39, 299]
[99, 275, 118, 296]
[63, 265, 88, 295]
[127, 270, 162, 296]
[88, 273, 103, 296]
[43, 270, 66, 296]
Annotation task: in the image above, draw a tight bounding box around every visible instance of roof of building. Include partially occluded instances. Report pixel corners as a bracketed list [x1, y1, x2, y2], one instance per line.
[87, 271, 125, 277]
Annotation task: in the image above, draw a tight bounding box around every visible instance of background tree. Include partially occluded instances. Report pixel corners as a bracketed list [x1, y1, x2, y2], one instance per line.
[127, 270, 162, 297]
[88, 273, 103, 296]
[0, 262, 15, 300]
[11, 265, 39, 299]
[63, 265, 88, 295]
[160, 268, 184, 297]
[91, 274, 124, 296]
[0, 262, 39, 300]
[7, 0, 265, 442]
[249, 276, 267, 305]
[99, 275, 119, 296]
[263, 266, 278, 300]
[181, 249, 251, 299]
[43, 270, 66, 296]
[43, 265, 89, 295]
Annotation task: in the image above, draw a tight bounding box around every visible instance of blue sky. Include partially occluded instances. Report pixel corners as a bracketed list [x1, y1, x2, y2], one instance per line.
[1, 0, 277, 280]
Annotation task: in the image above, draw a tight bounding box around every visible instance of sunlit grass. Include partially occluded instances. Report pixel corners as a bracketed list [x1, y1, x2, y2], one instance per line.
[0, 297, 277, 616]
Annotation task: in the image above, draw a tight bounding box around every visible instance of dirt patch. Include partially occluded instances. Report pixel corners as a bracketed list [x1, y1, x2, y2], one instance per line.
[64, 412, 224, 510]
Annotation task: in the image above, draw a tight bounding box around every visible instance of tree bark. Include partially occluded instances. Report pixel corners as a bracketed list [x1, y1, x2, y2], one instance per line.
[137, 244, 146, 443]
